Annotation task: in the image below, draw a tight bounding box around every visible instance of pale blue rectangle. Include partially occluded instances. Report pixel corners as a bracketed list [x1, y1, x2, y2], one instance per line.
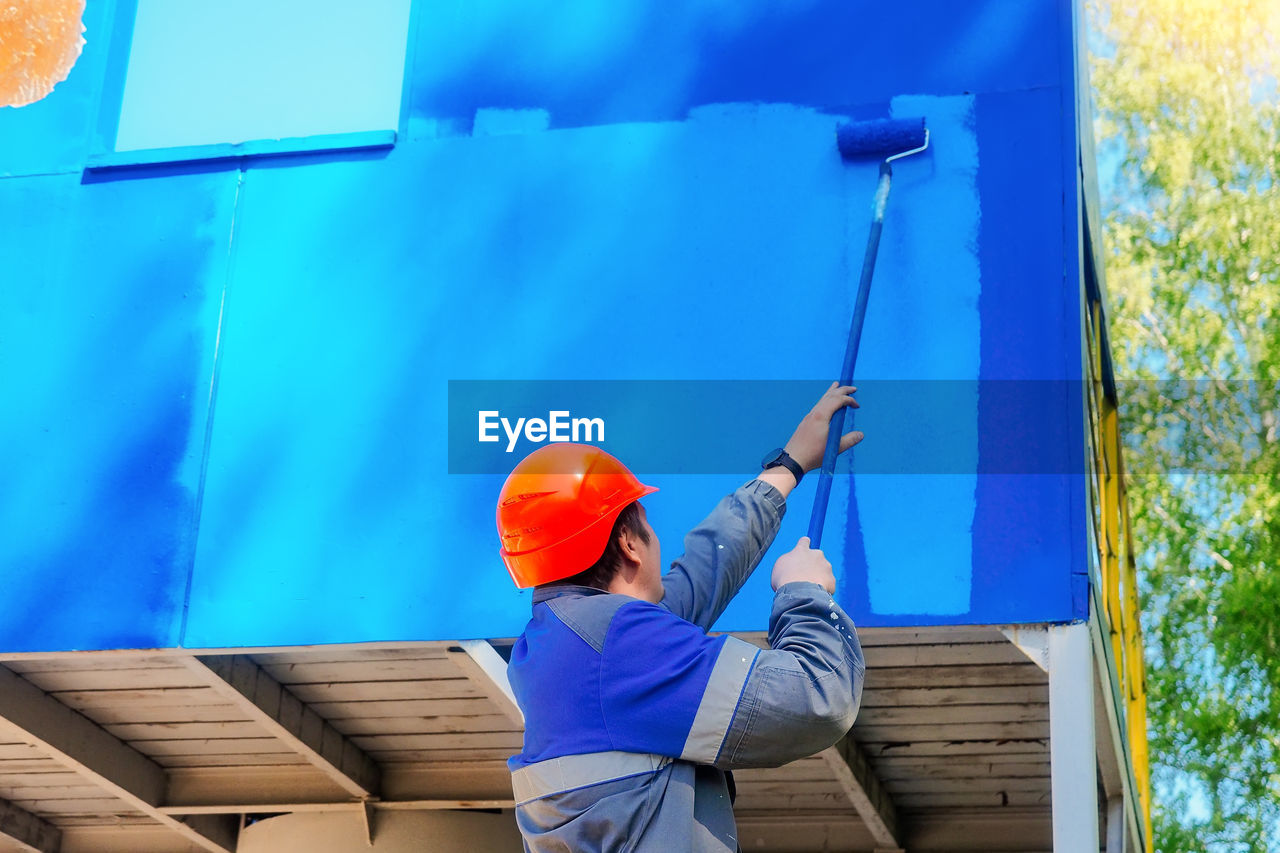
[115, 0, 411, 151]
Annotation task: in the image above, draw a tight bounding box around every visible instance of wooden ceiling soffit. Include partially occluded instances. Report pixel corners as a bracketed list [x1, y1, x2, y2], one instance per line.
[175, 655, 382, 800]
[0, 665, 238, 853]
[821, 734, 901, 850]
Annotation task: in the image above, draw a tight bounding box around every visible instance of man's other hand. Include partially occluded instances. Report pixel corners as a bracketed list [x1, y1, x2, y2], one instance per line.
[771, 537, 836, 593]
[784, 383, 863, 473]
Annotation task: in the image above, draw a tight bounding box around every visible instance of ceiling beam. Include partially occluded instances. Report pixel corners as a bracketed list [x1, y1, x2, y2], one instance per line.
[0, 796, 60, 853]
[820, 734, 901, 850]
[0, 665, 237, 853]
[177, 655, 382, 799]
[443, 641, 524, 726]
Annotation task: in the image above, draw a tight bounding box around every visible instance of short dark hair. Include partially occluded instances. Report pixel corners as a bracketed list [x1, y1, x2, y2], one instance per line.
[548, 501, 651, 591]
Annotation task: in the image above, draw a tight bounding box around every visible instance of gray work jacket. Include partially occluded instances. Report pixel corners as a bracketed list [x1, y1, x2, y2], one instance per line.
[507, 479, 865, 852]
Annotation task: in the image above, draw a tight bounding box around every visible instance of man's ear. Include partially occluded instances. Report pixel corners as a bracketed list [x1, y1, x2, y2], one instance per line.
[615, 525, 644, 566]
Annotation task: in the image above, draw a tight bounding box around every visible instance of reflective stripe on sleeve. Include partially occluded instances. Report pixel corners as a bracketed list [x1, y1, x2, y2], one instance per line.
[680, 635, 759, 763]
[511, 750, 671, 805]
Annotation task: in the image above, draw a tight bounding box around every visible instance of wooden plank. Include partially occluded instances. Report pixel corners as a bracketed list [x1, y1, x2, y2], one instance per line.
[6, 786, 118, 803]
[875, 759, 1052, 780]
[365, 748, 519, 763]
[860, 685, 1047, 708]
[861, 739, 1048, 759]
[257, 659, 461, 684]
[0, 763, 66, 777]
[4, 659, 179, 674]
[0, 772, 86, 789]
[903, 806, 1052, 852]
[62, 705, 248, 726]
[51, 689, 222, 710]
[0, 747, 43, 762]
[896, 789, 1054, 808]
[733, 781, 849, 796]
[863, 643, 1030, 668]
[49, 814, 157, 827]
[731, 792, 858, 812]
[865, 664, 1048, 689]
[103, 722, 267, 742]
[854, 626, 1008, 646]
[58, 823, 220, 853]
[12, 798, 143, 816]
[129, 739, 291, 758]
[328, 715, 518, 736]
[165, 766, 351, 809]
[154, 754, 308, 769]
[286, 680, 481, 703]
[732, 814, 877, 851]
[856, 703, 1050, 726]
[14, 670, 203, 693]
[306, 698, 495, 719]
[853, 721, 1050, 743]
[251, 647, 447, 665]
[381, 764, 515, 802]
[886, 776, 1053, 795]
[350, 732, 524, 751]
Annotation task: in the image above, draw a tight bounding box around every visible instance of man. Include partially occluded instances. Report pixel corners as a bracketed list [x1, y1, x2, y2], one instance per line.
[496, 384, 866, 851]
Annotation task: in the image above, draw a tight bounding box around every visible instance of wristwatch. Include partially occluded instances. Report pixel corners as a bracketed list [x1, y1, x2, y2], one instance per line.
[761, 447, 804, 485]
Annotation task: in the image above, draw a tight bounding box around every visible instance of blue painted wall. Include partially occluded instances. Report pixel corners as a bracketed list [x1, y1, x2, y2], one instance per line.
[1, 0, 1087, 651]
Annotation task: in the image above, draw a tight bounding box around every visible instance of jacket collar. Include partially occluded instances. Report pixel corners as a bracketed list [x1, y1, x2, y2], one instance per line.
[532, 584, 610, 605]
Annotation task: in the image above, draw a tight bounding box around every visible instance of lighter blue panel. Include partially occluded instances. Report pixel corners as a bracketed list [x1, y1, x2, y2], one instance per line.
[116, 0, 411, 151]
[0, 169, 237, 650]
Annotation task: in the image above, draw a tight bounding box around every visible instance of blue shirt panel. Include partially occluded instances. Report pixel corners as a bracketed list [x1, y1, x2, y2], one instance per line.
[600, 601, 725, 757]
[507, 603, 612, 768]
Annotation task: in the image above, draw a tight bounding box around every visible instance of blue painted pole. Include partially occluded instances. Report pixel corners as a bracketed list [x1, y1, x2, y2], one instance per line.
[808, 161, 893, 549]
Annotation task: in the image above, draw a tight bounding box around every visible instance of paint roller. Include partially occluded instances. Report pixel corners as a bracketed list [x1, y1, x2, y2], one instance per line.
[807, 117, 930, 548]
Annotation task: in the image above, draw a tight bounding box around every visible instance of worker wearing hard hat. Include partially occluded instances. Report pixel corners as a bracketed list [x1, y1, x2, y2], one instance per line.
[496, 384, 866, 852]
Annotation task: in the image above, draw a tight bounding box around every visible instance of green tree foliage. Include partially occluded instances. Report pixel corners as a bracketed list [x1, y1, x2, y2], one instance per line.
[1088, 0, 1280, 849]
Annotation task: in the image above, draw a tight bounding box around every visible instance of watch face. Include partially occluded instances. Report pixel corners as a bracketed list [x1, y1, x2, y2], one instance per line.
[762, 447, 785, 468]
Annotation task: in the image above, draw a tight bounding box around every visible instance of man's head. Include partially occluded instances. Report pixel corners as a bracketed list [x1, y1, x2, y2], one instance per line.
[550, 500, 663, 602]
[496, 443, 659, 592]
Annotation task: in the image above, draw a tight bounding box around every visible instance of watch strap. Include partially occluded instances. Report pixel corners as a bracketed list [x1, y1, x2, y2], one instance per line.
[763, 449, 804, 485]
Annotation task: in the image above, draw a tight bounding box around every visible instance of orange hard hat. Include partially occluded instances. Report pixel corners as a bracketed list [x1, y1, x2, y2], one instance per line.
[497, 443, 658, 588]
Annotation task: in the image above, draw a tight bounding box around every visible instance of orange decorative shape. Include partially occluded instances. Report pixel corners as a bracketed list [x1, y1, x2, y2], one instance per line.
[0, 0, 86, 108]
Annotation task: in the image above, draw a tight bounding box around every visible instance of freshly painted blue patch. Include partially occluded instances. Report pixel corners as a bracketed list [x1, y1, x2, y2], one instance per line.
[407, 0, 1059, 130]
[969, 87, 1082, 626]
[846, 94, 980, 617]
